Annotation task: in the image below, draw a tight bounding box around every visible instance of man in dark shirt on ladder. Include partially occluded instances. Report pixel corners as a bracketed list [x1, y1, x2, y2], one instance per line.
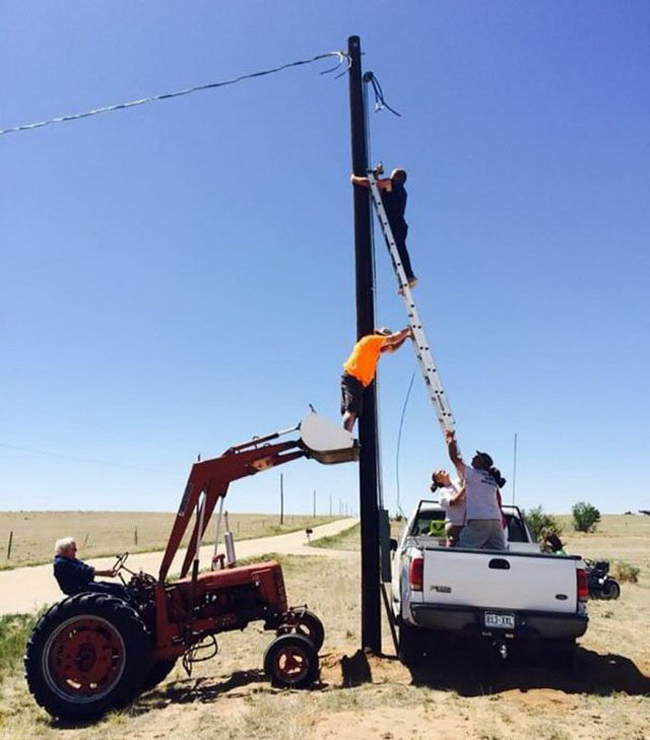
[351, 167, 417, 290]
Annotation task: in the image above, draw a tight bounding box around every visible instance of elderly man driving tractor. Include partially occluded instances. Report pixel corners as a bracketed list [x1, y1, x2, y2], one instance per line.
[53, 536, 129, 599]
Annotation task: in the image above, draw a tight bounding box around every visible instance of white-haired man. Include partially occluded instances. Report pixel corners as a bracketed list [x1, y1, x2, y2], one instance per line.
[53, 537, 127, 599]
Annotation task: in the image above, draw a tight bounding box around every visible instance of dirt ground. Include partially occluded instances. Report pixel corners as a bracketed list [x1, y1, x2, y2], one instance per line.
[1, 516, 648, 740]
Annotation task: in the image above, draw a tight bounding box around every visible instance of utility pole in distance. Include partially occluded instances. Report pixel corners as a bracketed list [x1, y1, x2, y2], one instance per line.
[280, 474, 284, 525]
[313, 490, 316, 518]
[348, 33, 381, 654]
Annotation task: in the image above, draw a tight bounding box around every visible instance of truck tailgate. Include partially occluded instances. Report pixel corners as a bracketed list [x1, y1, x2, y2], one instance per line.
[423, 548, 579, 613]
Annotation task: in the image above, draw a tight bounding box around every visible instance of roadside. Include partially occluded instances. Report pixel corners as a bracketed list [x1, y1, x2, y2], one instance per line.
[0, 517, 358, 616]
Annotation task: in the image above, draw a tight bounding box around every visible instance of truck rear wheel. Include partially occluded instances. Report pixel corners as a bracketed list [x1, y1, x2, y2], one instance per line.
[263, 634, 319, 689]
[24, 593, 151, 721]
[398, 624, 426, 667]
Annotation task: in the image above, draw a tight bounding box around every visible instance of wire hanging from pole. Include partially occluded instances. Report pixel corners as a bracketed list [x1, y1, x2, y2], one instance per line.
[395, 371, 416, 519]
[0, 50, 350, 137]
[363, 71, 401, 117]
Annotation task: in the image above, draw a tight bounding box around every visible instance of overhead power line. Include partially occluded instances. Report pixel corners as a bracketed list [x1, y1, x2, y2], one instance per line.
[0, 50, 350, 137]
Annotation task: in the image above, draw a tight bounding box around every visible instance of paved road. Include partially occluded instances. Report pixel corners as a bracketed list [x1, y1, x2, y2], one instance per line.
[0, 518, 358, 616]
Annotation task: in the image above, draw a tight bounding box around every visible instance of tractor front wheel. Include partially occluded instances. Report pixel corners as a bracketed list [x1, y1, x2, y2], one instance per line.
[263, 634, 319, 689]
[24, 593, 151, 721]
[277, 609, 325, 652]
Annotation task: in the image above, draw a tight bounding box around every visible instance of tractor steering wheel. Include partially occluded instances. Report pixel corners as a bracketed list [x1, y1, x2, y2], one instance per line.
[113, 552, 129, 572]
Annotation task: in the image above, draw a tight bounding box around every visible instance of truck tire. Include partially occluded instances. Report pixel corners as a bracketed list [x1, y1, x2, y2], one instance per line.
[142, 658, 177, 692]
[24, 593, 151, 721]
[263, 634, 319, 689]
[398, 624, 426, 667]
[277, 609, 325, 652]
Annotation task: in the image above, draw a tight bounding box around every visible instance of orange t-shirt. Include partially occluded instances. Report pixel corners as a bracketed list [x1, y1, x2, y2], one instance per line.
[343, 335, 387, 387]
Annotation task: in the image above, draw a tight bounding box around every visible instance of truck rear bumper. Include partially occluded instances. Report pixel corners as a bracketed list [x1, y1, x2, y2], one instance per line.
[410, 603, 588, 641]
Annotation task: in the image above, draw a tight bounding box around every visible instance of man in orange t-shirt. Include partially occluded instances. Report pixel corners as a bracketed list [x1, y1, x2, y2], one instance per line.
[340, 326, 413, 431]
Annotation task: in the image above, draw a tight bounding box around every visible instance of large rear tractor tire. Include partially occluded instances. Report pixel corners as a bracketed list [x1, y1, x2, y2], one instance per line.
[263, 634, 319, 689]
[142, 658, 177, 692]
[24, 593, 151, 721]
[277, 609, 325, 652]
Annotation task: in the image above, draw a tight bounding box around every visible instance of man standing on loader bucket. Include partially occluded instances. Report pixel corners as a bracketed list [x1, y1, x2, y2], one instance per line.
[341, 327, 412, 431]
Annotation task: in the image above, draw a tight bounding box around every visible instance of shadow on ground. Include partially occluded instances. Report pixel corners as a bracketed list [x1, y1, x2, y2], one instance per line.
[407, 644, 650, 697]
[338, 645, 650, 697]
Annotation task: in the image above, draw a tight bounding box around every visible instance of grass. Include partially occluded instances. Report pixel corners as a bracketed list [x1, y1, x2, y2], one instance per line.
[0, 512, 341, 570]
[309, 523, 360, 550]
[0, 515, 648, 740]
[0, 613, 36, 684]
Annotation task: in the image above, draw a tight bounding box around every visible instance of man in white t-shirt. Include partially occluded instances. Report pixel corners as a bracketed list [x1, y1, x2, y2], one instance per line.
[445, 429, 507, 550]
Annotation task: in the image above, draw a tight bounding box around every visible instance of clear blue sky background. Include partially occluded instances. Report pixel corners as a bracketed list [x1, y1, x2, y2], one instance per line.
[2, 2, 648, 516]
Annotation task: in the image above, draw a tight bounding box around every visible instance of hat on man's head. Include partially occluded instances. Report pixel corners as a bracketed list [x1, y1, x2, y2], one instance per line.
[375, 327, 392, 336]
[475, 451, 494, 467]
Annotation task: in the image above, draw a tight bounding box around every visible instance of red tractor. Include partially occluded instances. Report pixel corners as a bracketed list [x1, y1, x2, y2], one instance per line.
[25, 412, 357, 721]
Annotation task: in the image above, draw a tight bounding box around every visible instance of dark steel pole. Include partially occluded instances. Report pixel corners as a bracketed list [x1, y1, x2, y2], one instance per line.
[348, 34, 381, 654]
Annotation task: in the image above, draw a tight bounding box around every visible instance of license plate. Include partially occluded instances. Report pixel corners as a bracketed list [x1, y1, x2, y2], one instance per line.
[484, 612, 515, 630]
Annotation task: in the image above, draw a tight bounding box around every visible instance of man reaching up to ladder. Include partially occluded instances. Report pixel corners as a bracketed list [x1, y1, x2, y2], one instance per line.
[351, 167, 417, 289]
[340, 327, 413, 432]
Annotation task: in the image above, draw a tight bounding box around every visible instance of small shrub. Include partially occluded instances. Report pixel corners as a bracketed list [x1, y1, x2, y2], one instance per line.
[572, 501, 601, 532]
[523, 506, 562, 542]
[611, 560, 640, 583]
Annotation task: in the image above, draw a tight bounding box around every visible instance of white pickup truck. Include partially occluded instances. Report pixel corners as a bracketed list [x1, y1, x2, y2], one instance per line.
[392, 500, 589, 665]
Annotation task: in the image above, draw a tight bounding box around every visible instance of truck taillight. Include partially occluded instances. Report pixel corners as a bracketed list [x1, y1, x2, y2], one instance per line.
[409, 557, 424, 592]
[577, 568, 588, 601]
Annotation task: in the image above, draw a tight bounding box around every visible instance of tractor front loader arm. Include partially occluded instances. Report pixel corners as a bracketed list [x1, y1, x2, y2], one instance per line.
[158, 439, 306, 582]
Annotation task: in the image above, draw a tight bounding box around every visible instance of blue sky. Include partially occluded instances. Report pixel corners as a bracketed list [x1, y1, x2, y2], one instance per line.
[1, 2, 648, 516]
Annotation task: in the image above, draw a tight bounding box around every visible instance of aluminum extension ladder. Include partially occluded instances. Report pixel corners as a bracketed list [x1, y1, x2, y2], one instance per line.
[366, 167, 456, 435]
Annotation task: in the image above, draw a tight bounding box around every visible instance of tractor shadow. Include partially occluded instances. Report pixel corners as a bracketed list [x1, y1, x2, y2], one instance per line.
[404, 642, 650, 697]
[137, 668, 268, 711]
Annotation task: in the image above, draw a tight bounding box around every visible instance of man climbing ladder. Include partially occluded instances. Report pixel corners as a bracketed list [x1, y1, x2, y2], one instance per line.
[362, 167, 456, 437]
[351, 168, 417, 289]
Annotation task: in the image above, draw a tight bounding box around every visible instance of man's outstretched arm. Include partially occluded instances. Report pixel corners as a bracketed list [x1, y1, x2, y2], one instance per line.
[445, 429, 465, 476]
[381, 327, 413, 353]
[350, 174, 392, 190]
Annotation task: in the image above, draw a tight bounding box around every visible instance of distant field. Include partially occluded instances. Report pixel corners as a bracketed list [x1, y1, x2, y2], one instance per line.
[0, 511, 340, 569]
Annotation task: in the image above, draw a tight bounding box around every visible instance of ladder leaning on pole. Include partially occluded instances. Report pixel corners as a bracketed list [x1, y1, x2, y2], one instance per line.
[366, 167, 456, 436]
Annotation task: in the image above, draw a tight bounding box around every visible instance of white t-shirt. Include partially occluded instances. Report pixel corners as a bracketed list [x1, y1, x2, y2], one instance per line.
[438, 479, 466, 526]
[462, 464, 502, 521]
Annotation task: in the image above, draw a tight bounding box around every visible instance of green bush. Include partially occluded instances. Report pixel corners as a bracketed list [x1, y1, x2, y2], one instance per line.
[571, 501, 601, 533]
[523, 506, 562, 542]
[611, 560, 640, 584]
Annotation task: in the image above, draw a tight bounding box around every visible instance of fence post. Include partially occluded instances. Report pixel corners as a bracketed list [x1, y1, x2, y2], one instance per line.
[134, 527, 138, 546]
[6, 530, 13, 559]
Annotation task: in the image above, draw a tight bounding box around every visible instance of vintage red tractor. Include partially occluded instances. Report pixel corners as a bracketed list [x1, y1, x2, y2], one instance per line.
[24, 412, 356, 721]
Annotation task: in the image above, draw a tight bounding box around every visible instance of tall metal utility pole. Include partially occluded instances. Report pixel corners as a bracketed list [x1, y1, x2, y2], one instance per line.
[348, 34, 381, 654]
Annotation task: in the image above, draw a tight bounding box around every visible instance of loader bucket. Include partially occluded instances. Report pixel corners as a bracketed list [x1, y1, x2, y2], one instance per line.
[298, 411, 359, 464]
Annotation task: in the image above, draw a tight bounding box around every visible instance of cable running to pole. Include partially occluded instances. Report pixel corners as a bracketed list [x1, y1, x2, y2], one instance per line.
[0, 50, 350, 137]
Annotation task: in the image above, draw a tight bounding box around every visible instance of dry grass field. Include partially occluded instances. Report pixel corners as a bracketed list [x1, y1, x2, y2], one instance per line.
[0, 512, 339, 570]
[0, 515, 648, 740]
